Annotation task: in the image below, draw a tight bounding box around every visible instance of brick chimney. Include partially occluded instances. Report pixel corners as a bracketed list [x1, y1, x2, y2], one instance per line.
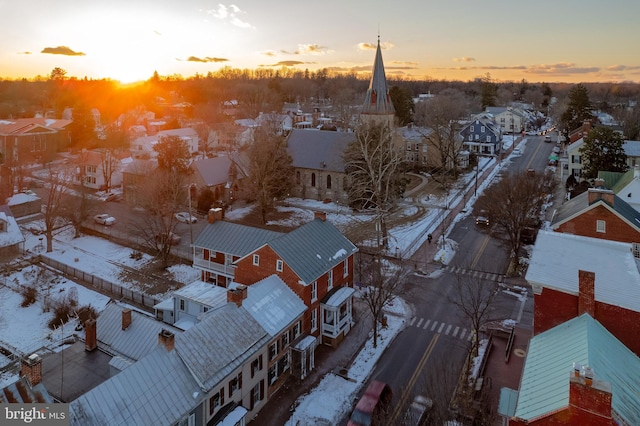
[85, 319, 97, 352]
[314, 211, 327, 221]
[578, 270, 595, 317]
[587, 188, 614, 207]
[227, 285, 248, 307]
[158, 329, 175, 352]
[21, 353, 42, 386]
[122, 309, 132, 331]
[208, 208, 223, 224]
[568, 369, 612, 420]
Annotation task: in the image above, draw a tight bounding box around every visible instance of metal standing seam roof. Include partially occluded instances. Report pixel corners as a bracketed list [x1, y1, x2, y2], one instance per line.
[192, 156, 233, 186]
[526, 231, 640, 313]
[193, 221, 283, 257]
[0, 377, 53, 403]
[243, 275, 306, 336]
[69, 345, 202, 426]
[171, 280, 229, 309]
[513, 314, 640, 424]
[267, 218, 358, 285]
[286, 128, 355, 172]
[176, 303, 269, 391]
[551, 190, 640, 231]
[96, 302, 182, 362]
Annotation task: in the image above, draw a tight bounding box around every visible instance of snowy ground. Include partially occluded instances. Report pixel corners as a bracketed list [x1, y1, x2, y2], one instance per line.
[0, 136, 522, 418]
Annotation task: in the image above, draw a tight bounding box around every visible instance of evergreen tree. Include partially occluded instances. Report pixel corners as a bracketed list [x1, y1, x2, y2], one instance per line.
[579, 126, 627, 179]
[480, 74, 497, 110]
[389, 85, 414, 126]
[560, 83, 594, 133]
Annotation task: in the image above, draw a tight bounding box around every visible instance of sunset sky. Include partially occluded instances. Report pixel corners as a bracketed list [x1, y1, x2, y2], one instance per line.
[1, 0, 639, 84]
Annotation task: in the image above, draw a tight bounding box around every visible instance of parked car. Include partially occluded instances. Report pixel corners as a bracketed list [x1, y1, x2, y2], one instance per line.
[552, 146, 560, 154]
[94, 214, 116, 226]
[155, 232, 181, 246]
[348, 380, 393, 426]
[544, 135, 552, 143]
[99, 192, 121, 202]
[403, 395, 433, 426]
[175, 212, 197, 223]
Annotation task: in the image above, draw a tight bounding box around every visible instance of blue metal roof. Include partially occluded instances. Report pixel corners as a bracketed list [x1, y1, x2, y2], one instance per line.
[513, 314, 640, 424]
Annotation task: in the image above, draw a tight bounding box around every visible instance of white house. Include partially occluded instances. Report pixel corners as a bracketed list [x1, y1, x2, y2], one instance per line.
[131, 128, 199, 159]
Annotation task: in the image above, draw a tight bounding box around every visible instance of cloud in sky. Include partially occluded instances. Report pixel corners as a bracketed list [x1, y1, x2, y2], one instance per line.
[606, 64, 640, 72]
[453, 57, 476, 62]
[41, 46, 85, 56]
[180, 56, 229, 63]
[261, 60, 316, 67]
[358, 41, 394, 51]
[205, 4, 253, 29]
[261, 50, 277, 57]
[18, 51, 32, 55]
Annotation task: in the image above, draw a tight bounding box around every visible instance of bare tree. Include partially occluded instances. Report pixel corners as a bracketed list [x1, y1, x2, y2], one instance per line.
[100, 150, 120, 192]
[475, 170, 556, 271]
[359, 254, 407, 348]
[344, 121, 405, 249]
[129, 168, 186, 268]
[414, 89, 469, 180]
[60, 177, 97, 239]
[245, 125, 294, 224]
[42, 169, 71, 252]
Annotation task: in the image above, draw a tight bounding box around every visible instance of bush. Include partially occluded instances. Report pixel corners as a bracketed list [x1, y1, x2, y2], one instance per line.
[48, 300, 73, 329]
[20, 285, 37, 307]
[76, 305, 98, 326]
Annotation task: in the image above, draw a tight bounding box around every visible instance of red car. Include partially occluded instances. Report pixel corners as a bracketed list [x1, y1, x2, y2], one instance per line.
[347, 380, 393, 426]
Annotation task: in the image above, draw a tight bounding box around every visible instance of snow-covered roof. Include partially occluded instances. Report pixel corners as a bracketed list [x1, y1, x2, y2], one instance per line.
[0, 205, 25, 248]
[526, 231, 640, 313]
[172, 280, 228, 309]
[243, 275, 306, 337]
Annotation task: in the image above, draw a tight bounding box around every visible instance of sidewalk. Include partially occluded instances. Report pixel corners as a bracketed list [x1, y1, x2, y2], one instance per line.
[250, 298, 373, 425]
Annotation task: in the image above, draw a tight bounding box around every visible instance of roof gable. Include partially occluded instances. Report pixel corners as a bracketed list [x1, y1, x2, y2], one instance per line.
[267, 218, 358, 284]
[192, 156, 232, 186]
[287, 129, 354, 172]
[193, 221, 283, 257]
[513, 314, 640, 424]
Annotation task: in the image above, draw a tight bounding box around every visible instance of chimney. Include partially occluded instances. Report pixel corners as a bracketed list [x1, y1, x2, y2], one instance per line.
[568, 368, 612, 420]
[208, 208, 223, 224]
[578, 270, 595, 317]
[227, 285, 248, 307]
[314, 211, 327, 221]
[587, 188, 614, 207]
[122, 309, 132, 331]
[158, 329, 175, 351]
[593, 178, 605, 188]
[85, 319, 97, 352]
[21, 353, 42, 386]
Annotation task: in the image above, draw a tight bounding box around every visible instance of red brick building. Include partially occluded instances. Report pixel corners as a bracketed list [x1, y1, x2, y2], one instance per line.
[192, 209, 359, 347]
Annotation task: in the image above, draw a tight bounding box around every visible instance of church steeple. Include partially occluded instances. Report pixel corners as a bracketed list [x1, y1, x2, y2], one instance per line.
[361, 35, 395, 117]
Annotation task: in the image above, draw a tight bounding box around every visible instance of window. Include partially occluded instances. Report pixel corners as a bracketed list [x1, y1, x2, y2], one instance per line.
[292, 321, 301, 339]
[269, 341, 279, 361]
[251, 381, 263, 409]
[268, 365, 277, 384]
[343, 258, 349, 278]
[326, 175, 332, 189]
[311, 308, 317, 332]
[85, 165, 97, 174]
[278, 352, 290, 374]
[327, 270, 333, 290]
[481, 126, 485, 132]
[596, 220, 606, 233]
[276, 259, 283, 272]
[311, 173, 316, 187]
[474, 134, 479, 140]
[209, 391, 222, 415]
[422, 145, 427, 152]
[470, 125, 474, 132]
[179, 299, 185, 311]
[282, 331, 290, 348]
[251, 355, 263, 378]
[406, 142, 411, 151]
[311, 281, 317, 302]
[253, 254, 259, 266]
[414, 143, 418, 151]
[228, 372, 242, 395]
[633, 243, 640, 259]
[468, 135, 473, 141]
[486, 136, 491, 142]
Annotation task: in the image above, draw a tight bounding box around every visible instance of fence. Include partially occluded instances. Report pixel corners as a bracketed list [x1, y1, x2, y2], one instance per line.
[40, 256, 161, 311]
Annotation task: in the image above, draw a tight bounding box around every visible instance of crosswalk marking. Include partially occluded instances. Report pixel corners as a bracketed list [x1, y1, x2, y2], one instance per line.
[453, 326, 459, 337]
[423, 319, 431, 330]
[416, 318, 424, 328]
[408, 316, 477, 342]
[438, 323, 445, 333]
[445, 324, 452, 335]
[434, 265, 506, 283]
[430, 321, 438, 331]
[460, 329, 466, 340]
[409, 317, 416, 326]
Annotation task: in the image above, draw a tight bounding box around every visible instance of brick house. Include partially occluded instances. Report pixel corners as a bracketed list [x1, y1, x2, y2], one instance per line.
[192, 209, 359, 348]
[505, 314, 640, 425]
[525, 230, 640, 356]
[551, 186, 640, 243]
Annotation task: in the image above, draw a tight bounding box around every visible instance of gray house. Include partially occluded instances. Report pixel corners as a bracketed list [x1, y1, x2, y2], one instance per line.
[459, 113, 503, 156]
[287, 128, 354, 203]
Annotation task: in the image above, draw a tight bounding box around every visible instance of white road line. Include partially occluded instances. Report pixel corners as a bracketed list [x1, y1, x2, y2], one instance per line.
[445, 324, 452, 335]
[409, 317, 416, 326]
[423, 319, 432, 330]
[430, 321, 438, 331]
[438, 323, 445, 333]
[453, 326, 459, 337]
[460, 329, 467, 340]
[467, 332, 473, 341]
[416, 318, 423, 328]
